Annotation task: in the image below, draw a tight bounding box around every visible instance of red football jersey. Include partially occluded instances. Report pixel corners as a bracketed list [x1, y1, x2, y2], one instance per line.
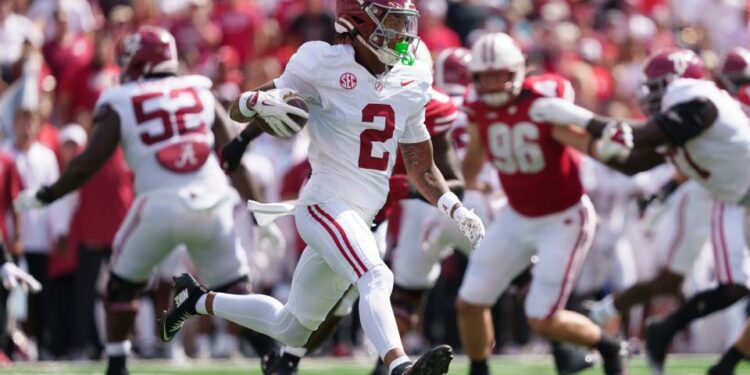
[736, 84, 750, 115]
[464, 74, 584, 217]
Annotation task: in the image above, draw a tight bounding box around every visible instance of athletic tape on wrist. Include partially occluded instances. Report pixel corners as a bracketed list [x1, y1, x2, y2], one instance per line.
[238, 91, 258, 118]
[437, 192, 461, 218]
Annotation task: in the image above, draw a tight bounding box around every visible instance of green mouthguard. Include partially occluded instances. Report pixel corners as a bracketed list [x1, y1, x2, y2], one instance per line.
[395, 41, 415, 66]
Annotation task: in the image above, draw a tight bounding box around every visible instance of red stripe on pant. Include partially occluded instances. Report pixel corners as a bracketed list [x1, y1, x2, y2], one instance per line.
[545, 207, 588, 320]
[717, 203, 734, 283]
[710, 203, 724, 282]
[110, 198, 148, 272]
[307, 206, 364, 278]
[313, 205, 368, 275]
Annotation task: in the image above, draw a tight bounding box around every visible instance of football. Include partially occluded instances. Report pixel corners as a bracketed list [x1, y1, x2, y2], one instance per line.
[254, 93, 309, 137]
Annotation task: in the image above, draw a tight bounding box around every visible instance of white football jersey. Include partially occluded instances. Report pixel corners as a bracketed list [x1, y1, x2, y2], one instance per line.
[95, 75, 228, 195]
[275, 41, 432, 210]
[662, 78, 750, 204]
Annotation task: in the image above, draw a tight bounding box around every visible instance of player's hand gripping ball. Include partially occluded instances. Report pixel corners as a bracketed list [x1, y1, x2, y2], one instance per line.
[243, 88, 309, 138]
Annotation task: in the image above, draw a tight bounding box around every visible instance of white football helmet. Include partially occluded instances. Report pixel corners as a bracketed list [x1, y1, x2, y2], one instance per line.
[468, 32, 525, 107]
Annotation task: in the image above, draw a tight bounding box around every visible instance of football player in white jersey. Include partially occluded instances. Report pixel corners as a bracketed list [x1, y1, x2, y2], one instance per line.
[12, 26, 278, 375]
[531, 48, 750, 375]
[159, 1, 485, 374]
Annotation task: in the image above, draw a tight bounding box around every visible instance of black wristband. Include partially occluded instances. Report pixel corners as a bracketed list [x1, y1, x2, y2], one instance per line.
[36, 186, 56, 204]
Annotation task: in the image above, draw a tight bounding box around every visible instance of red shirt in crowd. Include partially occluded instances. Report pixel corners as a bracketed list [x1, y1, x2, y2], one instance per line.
[212, 1, 264, 64]
[41, 34, 93, 80]
[58, 63, 120, 122]
[419, 26, 462, 53]
[69, 148, 134, 248]
[0, 151, 24, 242]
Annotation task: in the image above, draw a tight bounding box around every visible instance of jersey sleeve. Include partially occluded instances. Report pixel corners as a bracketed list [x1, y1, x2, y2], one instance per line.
[525, 74, 575, 102]
[400, 107, 431, 144]
[273, 41, 325, 106]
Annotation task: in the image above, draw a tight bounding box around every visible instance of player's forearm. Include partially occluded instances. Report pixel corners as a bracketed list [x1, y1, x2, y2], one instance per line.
[586, 117, 668, 149]
[229, 163, 264, 202]
[604, 149, 665, 176]
[432, 134, 465, 197]
[44, 152, 108, 202]
[401, 140, 450, 205]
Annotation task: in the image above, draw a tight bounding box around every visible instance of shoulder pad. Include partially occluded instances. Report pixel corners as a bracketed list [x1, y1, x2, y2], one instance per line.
[181, 75, 213, 90]
[662, 78, 719, 110]
[425, 89, 458, 136]
[524, 74, 575, 101]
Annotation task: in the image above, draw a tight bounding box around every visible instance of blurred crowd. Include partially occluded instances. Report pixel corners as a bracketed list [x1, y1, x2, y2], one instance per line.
[0, 0, 748, 365]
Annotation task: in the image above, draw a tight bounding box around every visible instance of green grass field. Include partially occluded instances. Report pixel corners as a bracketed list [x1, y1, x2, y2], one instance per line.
[5, 356, 750, 374]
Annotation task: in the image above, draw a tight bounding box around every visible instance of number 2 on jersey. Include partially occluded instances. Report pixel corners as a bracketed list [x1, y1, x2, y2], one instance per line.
[488, 122, 545, 174]
[359, 104, 395, 171]
[132, 88, 207, 145]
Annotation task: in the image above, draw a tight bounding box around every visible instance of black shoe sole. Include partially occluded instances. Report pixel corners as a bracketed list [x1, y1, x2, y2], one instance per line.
[410, 345, 454, 375]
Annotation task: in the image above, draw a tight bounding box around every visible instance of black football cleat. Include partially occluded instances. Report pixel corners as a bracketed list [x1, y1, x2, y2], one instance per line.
[552, 341, 596, 375]
[158, 273, 207, 342]
[600, 339, 629, 375]
[262, 349, 300, 375]
[645, 320, 670, 375]
[370, 358, 388, 375]
[105, 355, 129, 375]
[392, 345, 454, 375]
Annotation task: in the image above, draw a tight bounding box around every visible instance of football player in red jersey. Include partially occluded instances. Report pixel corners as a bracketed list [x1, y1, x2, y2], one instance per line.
[457, 33, 629, 375]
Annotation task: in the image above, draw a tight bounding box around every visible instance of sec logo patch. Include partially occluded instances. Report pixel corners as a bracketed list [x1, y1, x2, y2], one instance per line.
[340, 73, 357, 90]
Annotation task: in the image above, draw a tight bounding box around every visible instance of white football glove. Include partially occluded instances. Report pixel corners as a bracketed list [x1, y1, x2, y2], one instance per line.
[453, 206, 486, 250]
[13, 189, 46, 212]
[529, 97, 595, 128]
[595, 122, 633, 162]
[239, 88, 308, 137]
[1, 262, 42, 293]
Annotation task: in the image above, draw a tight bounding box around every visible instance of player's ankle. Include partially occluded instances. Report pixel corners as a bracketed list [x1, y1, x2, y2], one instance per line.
[106, 341, 132, 358]
[594, 334, 620, 356]
[195, 291, 215, 315]
[470, 359, 490, 375]
[388, 355, 411, 375]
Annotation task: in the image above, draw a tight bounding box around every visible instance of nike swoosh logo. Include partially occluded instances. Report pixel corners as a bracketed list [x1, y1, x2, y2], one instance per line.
[401, 80, 415, 86]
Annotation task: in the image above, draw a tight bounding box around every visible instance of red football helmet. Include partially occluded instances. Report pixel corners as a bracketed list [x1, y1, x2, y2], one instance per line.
[639, 48, 704, 116]
[434, 47, 472, 100]
[717, 47, 750, 95]
[116, 26, 179, 82]
[335, 0, 420, 66]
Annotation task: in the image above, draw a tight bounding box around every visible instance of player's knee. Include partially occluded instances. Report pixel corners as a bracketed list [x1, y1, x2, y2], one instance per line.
[526, 316, 553, 337]
[277, 307, 313, 347]
[456, 297, 482, 316]
[391, 284, 426, 329]
[106, 273, 147, 312]
[357, 265, 394, 297]
[212, 275, 252, 295]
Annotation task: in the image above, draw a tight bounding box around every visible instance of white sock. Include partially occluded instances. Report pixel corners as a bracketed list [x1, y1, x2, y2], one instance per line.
[389, 355, 411, 374]
[106, 341, 131, 357]
[283, 346, 307, 358]
[211, 293, 312, 347]
[196, 294, 208, 314]
[356, 266, 404, 359]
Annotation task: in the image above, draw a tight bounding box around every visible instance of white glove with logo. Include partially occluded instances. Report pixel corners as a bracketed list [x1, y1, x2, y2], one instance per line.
[438, 192, 485, 249]
[13, 189, 46, 212]
[239, 88, 308, 137]
[1, 262, 42, 293]
[529, 97, 595, 128]
[595, 122, 634, 162]
[453, 206, 486, 249]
